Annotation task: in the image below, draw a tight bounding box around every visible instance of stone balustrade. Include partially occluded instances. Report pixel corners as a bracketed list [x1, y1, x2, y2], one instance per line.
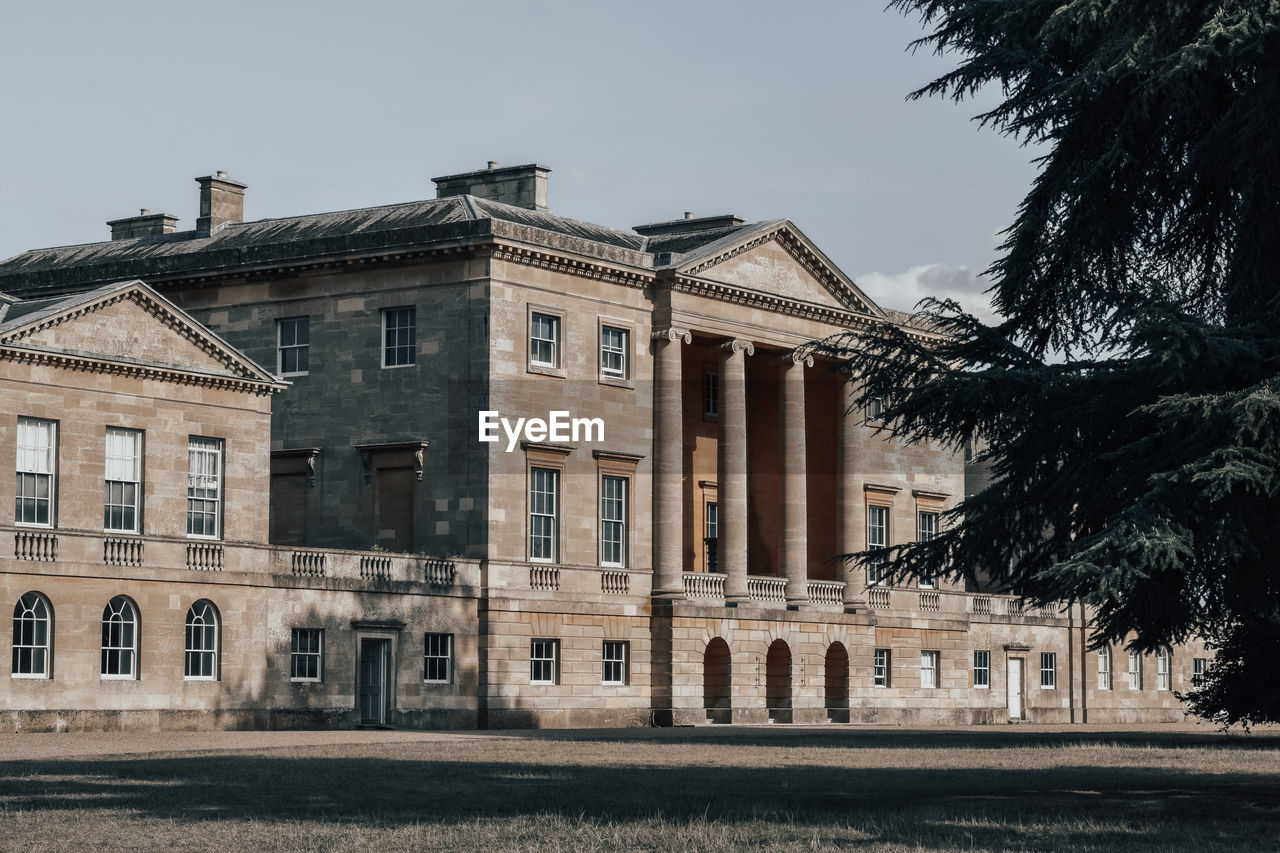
[747, 575, 787, 602]
[806, 580, 845, 605]
[683, 572, 726, 599]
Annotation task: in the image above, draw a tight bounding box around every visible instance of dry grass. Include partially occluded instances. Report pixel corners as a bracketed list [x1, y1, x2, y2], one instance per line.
[2, 726, 1278, 851]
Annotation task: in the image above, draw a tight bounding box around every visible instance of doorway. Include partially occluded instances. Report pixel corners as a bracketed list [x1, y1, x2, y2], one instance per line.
[1007, 657, 1024, 720]
[358, 638, 391, 725]
[765, 639, 792, 724]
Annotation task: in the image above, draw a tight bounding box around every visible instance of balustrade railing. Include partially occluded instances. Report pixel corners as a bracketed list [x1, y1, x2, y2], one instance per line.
[867, 587, 891, 610]
[291, 550, 326, 577]
[682, 572, 725, 599]
[747, 575, 787, 602]
[806, 580, 845, 605]
[530, 564, 560, 591]
[423, 559, 456, 587]
[919, 590, 941, 612]
[15, 531, 57, 561]
[360, 555, 391, 580]
[969, 595, 992, 615]
[186, 543, 223, 571]
[600, 570, 629, 595]
[104, 537, 143, 567]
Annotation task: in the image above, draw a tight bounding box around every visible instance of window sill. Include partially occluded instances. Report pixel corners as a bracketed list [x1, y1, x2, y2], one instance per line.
[184, 676, 219, 682]
[527, 364, 565, 379]
[380, 362, 416, 370]
[14, 522, 54, 529]
[289, 678, 323, 684]
[100, 674, 137, 681]
[599, 376, 633, 389]
[11, 673, 50, 680]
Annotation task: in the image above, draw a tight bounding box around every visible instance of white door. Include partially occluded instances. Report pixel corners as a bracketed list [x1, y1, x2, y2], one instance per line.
[1007, 657, 1023, 719]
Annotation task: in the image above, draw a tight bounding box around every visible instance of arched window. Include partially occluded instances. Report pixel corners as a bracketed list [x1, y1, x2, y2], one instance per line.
[184, 600, 219, 680]
[12, 592, 51, 677]
[101, 596, 138, 679]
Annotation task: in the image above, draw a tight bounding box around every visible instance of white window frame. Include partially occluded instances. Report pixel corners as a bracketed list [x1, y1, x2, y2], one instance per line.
[1040, 652, 1057, 688]
[101, 595, 138, 680]
[600, 474, 627, 568]
[530, 638, 558, 685]
[1128, 650, 1143, 691]
[867, 504, 889, 585]
[184, 599, 220, 681]
[973, 649, 990, 689]
[866, 397, 886, 422]
[703, 368, 719, 421]
[186, 437, 223, 539]
[873, 648, 890, 687]
[104, 427, 142, 534]
[529, 467, 559, 563]
[1156, 646, 1172, 691]
[277, 316, 310, 377]
[599, 324, 628, 381]
[1192, 657, 1208, 689]
[289, 627, 323, 683]
[382, 306, 416, 368]
[920, 650, 939, 689]
[1097, 646, 1112, 690]
[424, 632, 453, 684]
[15, 417, 56, 528]
[12, 592, 51, 679]
[529, 311, 560, 369]
[602, 640, 628, 686]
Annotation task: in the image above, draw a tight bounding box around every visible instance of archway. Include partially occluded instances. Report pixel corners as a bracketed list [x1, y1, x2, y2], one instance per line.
[824, 642, 850, 723]
[766, 639, 792, 723]
[703, 638, 732, 724]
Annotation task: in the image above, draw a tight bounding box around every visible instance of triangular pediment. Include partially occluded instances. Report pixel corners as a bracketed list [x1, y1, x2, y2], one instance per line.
[0, 280, 278, 384]
[674, 222, 885, 318]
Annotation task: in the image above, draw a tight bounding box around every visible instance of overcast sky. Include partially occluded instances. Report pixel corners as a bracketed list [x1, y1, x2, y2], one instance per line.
[0, 0, 1037, 319]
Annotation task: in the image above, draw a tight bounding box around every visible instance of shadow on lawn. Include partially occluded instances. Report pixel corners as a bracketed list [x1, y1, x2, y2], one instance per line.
[2, 736, 1278, 850]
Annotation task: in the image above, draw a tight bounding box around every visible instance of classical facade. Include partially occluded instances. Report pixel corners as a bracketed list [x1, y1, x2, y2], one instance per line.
[0, 164, 1202, 730]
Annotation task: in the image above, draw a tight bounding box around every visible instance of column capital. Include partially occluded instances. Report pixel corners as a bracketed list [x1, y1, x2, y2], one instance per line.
[721, 339, 755, 356]
[782, 349, 814, 368]
[652, 327, 692, 344]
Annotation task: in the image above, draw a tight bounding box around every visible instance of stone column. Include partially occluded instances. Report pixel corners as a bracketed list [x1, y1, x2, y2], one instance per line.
[781, 350, 812, 606]
[839, 377, 866, 610]
[652, 327, 691, 598]
[720, 338, 754, 603]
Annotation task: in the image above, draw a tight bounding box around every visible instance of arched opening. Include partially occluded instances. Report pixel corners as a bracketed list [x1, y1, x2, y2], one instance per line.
[766, 639, 792, 723]
[825, 642, 850, 723]
[703, 638, 732, 724]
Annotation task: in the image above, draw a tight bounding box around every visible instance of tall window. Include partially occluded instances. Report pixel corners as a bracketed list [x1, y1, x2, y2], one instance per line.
[866, 397, 886, 421]
[873, 648, 890, 687]
[600, 475, 627, 567]
[1156, 647, 1172, 691]
[867, 505, 889, 585]
[101, 596, 137, 679]
[1040, 652, 1057, 688]
[602, 640, 628, 685]
[1097, 646, 1112, 690]
[600, 325, 628, 379]
[531, 638, 558, 684]
[383, 306, 416, 367]
[920, 650, 939, 688]
[703, 370, 719, 420]
[1192, 657, 1208, 688]
[187, 437, 223, 538]
[184, 599, 219, 680]
[12, 592, 51, 678]
[1128, 650, 1142, 690]
[530, 312, 559, 368]
[15, 418, 56, 526]
[277, 316, 310, 376]
[973, 650, 990, 688]
[104, 428, 142, 533]
[289, 628, 323, 682]
[917, 511, 938, 542]
[529, 467, 558, 562]
[704, 501, 719, 572]
[424, 633, 453, 683]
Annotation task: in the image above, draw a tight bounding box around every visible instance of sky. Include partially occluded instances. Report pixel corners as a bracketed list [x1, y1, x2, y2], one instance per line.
[0, 0, 1038, 320]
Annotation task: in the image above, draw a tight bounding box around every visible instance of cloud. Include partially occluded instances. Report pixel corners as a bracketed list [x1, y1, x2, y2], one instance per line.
[855, 262, 1000, 325]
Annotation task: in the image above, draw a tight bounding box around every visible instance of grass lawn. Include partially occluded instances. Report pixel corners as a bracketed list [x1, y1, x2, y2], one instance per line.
[2, 725, 1278, 851]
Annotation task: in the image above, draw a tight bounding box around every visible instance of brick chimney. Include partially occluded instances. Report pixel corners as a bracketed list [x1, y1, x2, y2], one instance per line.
[195, 171, 247, 236]
[432, 162, 550, 211]
[107, 209, 180, 241]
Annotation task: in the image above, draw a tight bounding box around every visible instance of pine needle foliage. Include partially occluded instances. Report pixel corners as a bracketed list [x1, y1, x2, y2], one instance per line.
[826, 1, 1280, 725]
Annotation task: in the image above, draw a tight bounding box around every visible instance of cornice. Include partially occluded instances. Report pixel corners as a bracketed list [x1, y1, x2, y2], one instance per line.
[0, 345, 283, 396]
[490, 244, 653, 290]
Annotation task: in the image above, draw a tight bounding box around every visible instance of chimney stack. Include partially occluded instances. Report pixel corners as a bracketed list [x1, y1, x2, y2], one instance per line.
[195, 171, 247, 236]
[432, 162, 550, 211]
[107, 208, 180, 241]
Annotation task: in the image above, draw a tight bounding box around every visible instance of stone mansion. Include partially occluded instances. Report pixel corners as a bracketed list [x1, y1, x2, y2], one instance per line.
[0, 162, 1201, 730]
